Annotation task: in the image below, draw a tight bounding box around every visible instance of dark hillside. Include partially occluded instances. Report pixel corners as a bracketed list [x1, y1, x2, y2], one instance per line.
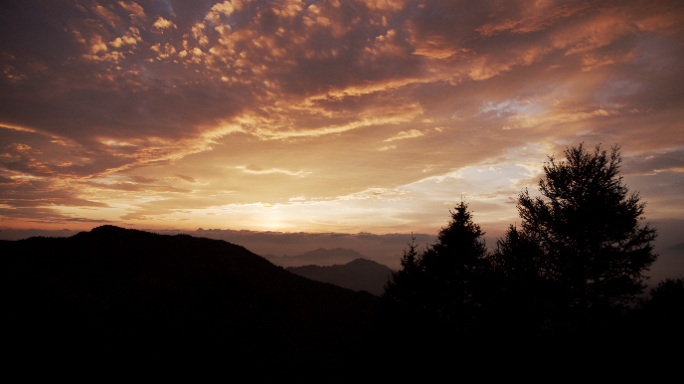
[3, 225, 380, 374]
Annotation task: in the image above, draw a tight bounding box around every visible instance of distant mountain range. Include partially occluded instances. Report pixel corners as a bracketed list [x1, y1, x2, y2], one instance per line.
[2, 225, 381, 375]
[287, 258, 393, 296]
[264, 247, 367, 267]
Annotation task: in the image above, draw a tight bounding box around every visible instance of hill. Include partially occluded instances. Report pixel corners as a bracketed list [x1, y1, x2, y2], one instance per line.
[287, 258, 393, 296]
[2, 225, 380, 375]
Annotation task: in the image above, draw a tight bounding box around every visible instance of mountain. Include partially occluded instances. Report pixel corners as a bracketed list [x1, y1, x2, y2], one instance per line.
[2, 225, 380, 375]
[264, 247, 365, 267]
[287, 258, 393, 296]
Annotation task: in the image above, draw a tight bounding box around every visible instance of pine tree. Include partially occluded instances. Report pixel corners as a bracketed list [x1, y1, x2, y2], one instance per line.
[381, 201, 490, 338]
[380, 236, 430, 346]
[382, 236, 424, 312]
[420, 201, 489, 330]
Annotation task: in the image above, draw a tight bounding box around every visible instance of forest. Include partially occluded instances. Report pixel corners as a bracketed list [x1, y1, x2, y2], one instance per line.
[381, 144, 683, 356]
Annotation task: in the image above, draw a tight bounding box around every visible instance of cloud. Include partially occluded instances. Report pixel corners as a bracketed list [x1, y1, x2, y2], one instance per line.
[383, 129, 424, 142]
[360, 0, 405, 12]
[118, 1, 146, 22]
[0, 177, 110, 208]
[90, 4, 121, 28]
[150, 42, 177, 59]
[623, 149, 684, 175]
[0, 206, 109, 222]
[205, 0, 247, 23]
[175, 174, 197, 183]
[83, 181, 192, 193]
[0, 0, 682, 237]
[152, 16, 176, 33]
[111, 27, 142, 48]
[377, 145, 396, 151]
[476, 2, 589, 37]
[236, 165, 311, 176]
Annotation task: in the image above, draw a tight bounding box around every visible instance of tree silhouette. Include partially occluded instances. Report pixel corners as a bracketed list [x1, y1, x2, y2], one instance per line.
[421, 202, 489, 332]
[517, 143, 657, 333]
[381, 236, 430, 336]
[383, 236, 423, 311]
[382, 202, 489, 338]
[489, 225, 550, 338]
[383, 144, 659, 344]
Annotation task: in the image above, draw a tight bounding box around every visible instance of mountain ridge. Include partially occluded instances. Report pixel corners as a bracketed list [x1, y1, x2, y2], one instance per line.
[2, 225, 380, 374]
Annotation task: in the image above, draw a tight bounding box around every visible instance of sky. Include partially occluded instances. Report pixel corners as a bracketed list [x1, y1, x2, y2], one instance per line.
[1, 0, 683, 261]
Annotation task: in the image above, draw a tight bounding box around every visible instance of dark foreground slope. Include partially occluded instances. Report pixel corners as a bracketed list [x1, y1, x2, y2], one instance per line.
[287, 259, 392, 296]
[3, 226, 380, 374]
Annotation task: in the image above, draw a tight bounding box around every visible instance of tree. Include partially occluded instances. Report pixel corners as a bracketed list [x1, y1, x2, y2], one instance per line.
[381, 202, 490, 337]
[489, 225, 550, 337]
[382, 236, 424, 315]
[517, 143, 657, 331]
[420, 201, 489, 329]
[491, 225, 546, 284]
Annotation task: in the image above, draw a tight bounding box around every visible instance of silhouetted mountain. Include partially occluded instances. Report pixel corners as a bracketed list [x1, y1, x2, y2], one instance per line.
[264, 247, 365, 267]
[287, 258, 393, 296]
[3, 225, 380, 376]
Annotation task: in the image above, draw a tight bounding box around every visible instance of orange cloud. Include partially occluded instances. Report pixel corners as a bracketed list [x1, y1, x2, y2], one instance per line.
[383, 129, 424, 142]
[118, 1, 146, 22]
[91, 4, 121, 28]
[152, 16, 176, 33]
[477, 1, 589, 36]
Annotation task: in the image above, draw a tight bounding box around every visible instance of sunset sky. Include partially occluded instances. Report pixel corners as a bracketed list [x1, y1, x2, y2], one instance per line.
[1, 0, 683, 247]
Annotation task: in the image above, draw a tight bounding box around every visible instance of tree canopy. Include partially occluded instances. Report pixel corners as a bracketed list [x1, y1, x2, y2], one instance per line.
[517, 144, 657, 327]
